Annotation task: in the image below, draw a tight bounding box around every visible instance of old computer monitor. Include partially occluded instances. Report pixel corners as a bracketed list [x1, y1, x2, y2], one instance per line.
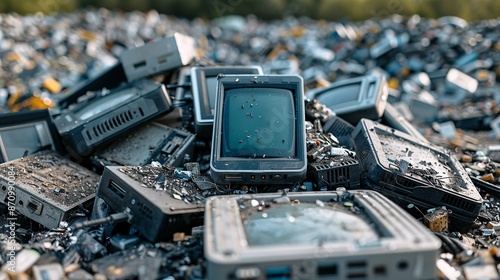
[210, 74, 306, 185]
[306, 74, 388, 125]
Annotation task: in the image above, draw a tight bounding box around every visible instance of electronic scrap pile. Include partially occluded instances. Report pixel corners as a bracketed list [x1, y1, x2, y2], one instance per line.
[2, 10, 500, 280]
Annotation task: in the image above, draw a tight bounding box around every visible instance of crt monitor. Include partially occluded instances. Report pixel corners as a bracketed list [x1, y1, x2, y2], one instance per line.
[191, 66, 263, 138]
[306, 74, 388, 125]
[0, 109, 61, 163]
[210, 74, 306, 185]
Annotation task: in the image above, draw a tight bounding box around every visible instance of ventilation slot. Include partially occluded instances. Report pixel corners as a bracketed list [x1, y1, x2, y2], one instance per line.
[396, 177, 415, 189]
[86, 130, 92, 141]
[347, 261, 367, 269]
[114, 116, 120, 127]
[317, 165, 328, 171]
[73, 132, 88, 151]
[441, 195, 473, 212]
[105, 123, 110, 132]
[331, 166, 350, 183]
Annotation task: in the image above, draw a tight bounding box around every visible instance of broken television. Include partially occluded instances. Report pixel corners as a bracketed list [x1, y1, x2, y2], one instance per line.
[306, 74, 389, 125]
[210, 74, 307, 185]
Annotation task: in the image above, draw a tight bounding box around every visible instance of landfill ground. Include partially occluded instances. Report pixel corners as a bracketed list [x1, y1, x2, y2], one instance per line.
[2, 9, 500, 280]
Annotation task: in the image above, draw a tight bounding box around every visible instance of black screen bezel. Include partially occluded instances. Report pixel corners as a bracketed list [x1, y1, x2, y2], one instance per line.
[306, 75, 387, 124]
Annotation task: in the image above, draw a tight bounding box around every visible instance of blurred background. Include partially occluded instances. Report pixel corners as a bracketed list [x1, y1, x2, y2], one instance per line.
[0, 0, 499, 21]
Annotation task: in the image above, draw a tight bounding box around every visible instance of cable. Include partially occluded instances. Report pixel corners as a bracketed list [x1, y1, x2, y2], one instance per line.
[71, 211, 132, 230]
[434, 232, 464, 255]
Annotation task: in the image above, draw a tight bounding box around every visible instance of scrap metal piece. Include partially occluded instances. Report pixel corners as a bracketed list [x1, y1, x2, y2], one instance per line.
[0, 151, 99, 229]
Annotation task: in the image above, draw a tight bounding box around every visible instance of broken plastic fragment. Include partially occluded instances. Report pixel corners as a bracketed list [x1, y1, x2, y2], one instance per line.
[150, 161, 161, 168]
[251, 199, 259, 207]
[316, 200, 325, 207]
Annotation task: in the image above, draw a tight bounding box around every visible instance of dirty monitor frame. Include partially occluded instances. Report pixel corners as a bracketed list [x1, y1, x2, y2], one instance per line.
[210, 75, 306, 185]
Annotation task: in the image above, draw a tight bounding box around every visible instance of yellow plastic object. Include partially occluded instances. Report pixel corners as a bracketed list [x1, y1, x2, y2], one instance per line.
[42, 77, 62, 94]
[388, 77, 399, 89]
[10, 96, 54, 112]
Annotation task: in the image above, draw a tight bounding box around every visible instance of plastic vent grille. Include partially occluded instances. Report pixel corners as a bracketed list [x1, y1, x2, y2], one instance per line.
[308, 157, 360, 189]
[441, 195, 474, 212]
[395, 176, 416, 189]
[333, 165, 349, 183]
[86, 109, 143, 139]
[72, 132, 88, 153]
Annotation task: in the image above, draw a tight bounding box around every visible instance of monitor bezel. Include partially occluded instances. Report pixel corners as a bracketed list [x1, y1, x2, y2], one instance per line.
[210, 74, 307, 185]
[191, 66, 264, 127]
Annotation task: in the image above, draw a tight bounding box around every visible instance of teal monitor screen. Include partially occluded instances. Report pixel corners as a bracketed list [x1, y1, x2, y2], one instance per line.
[222, 88, 296, 158]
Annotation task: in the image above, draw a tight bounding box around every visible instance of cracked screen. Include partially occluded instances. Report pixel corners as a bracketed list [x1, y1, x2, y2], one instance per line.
[241, 203, 379, 246]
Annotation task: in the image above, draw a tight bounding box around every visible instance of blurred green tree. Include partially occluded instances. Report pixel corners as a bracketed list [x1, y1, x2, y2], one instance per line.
[1, 0, 500, 22]
[0, 0, 77, 14]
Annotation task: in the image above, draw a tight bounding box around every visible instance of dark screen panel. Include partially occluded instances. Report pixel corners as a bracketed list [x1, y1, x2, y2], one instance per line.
[316, 83, 361, 108]
[222, 88, 295, 158]
[0, 126, 42, 160]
